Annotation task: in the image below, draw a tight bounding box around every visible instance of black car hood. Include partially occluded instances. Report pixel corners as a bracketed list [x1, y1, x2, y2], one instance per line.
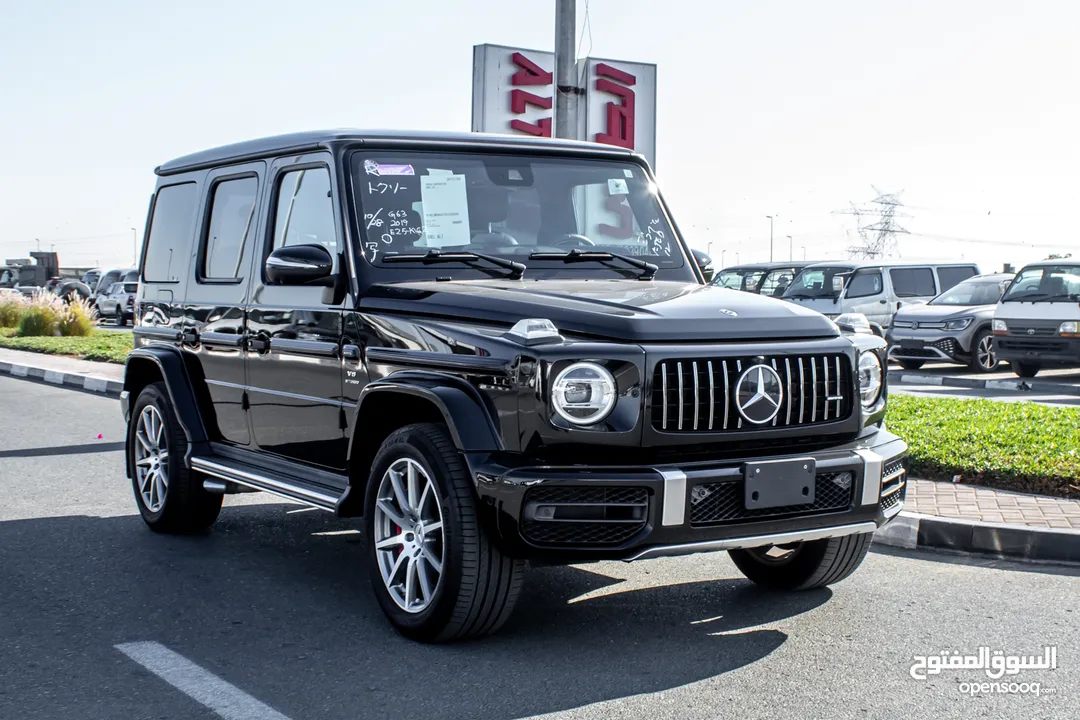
[362, 279, 839, 342]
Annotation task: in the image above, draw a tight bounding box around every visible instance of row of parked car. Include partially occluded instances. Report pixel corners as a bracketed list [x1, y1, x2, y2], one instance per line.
[711, 259, 1080, 378]
[83, 267, 139, 325]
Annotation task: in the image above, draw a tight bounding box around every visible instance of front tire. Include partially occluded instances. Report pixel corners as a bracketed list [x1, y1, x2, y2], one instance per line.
[364, 423, 526, 642]
[115, 307, 126, 327]
[969, 329, 999, 373]
[128, 382, 222, 533]
[728, 532, 873, 590]
[1012, 361, 1040, 378]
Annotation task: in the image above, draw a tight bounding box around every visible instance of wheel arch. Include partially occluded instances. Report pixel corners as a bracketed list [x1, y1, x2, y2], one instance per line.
[123, 347, 209, 479]
[339, 373, 503, 517]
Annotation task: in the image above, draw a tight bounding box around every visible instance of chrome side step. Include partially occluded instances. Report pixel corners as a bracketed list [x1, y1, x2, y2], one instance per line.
[191, 456, 339, 512]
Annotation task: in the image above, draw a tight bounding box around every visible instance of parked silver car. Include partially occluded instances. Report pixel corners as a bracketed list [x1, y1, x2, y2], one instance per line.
[96, 269, 139, 326]
[886, 273, 1014, 372]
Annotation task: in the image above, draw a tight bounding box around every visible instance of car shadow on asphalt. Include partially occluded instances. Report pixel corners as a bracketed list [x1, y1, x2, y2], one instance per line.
[0, 502, 832, 720]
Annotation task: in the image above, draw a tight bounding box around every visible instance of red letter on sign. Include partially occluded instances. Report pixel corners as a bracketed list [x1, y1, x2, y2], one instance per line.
[510, 117, 552, 137]
[511, 89, 553, 113]
[594, 63, 636, 150]
[511, 52, 553, 86]
[599, 196, 634, 239]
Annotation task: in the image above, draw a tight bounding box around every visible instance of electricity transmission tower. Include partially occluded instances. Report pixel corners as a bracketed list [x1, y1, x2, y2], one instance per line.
[835, 187, 911, 259]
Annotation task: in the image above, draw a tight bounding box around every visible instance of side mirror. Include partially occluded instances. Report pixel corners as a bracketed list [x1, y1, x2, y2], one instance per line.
[691, 249, 715, 283]
[831, 275, 846, 294]
[834, 313, 873, 335]
[265, 244, 334, 286]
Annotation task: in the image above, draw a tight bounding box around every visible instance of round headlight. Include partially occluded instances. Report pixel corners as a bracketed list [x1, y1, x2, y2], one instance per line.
[858, 352, 883, 407]
[551, 362, 617, 426]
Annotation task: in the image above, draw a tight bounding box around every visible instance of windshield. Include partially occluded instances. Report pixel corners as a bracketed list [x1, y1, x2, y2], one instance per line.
[352, 152, 691, 279]
[0, 269, 14, 286]
[759, 268, 798, 297]
[930, 277, 1009, 306]
[782, 266, 854, 299]
[1002, 265, 1080, 302]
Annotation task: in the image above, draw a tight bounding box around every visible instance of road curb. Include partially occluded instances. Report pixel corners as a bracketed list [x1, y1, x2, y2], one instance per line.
[0, 360, 122, 397]
[873, 511, 1080, 563]
[887, 369, 1080, 397]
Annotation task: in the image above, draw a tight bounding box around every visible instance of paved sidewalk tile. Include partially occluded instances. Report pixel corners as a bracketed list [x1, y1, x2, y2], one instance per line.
[907, 478, 1080, 530]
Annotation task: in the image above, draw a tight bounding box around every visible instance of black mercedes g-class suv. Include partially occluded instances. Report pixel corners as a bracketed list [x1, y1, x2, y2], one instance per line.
[121, 130, 908, 642]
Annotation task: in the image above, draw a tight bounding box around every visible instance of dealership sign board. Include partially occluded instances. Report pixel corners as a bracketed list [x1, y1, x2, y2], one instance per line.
[471, 44, 657, 169]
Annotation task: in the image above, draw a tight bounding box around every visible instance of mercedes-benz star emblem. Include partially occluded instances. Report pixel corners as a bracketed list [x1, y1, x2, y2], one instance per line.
[1027, 328, 1036, 335]
[735, 364, 784, 424]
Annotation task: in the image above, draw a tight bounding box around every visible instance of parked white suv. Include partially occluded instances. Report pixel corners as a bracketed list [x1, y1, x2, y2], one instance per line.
[781, 262, 980, 335]
[96, 270, 139, 325]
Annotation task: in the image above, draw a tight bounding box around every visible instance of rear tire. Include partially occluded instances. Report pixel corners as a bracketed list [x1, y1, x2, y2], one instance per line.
[897, 359, 925, 370]
[115, 307, 126, 327]
[1012, 361, 1040, 378]
[364, 423, 526, 642]
[128, 382, 222, 533]
[728, 532, 873, 590]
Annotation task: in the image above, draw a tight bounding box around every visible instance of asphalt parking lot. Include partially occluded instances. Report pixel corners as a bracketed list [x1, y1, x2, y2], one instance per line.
[1, 376, 1077, 720]
[888, 360, 1080, 407]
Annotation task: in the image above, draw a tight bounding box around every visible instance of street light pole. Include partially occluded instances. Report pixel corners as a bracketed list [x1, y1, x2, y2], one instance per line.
[786, 235, 793, 261]
[131, 227, 138, 266]
[766, 215, 776, 262]
[554, 0, 579, 140]
[801, 245, 806, 261]
[721, 249, 727, 266]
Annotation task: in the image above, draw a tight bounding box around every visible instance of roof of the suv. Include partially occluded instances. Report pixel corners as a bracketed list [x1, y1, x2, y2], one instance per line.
[720, 261, 813, 272]
[157, 129, 638, 176]
[798, 260, 978, 270]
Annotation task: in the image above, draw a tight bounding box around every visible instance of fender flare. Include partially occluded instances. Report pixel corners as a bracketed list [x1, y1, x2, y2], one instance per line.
[124, 346, 209, 447]
[350, 372, 504, 457]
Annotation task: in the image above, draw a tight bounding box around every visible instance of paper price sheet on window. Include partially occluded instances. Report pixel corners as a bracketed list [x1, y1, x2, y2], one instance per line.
[359, 161, 471, 262]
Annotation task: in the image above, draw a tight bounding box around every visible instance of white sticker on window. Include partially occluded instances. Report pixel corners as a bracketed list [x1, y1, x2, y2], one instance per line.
[623, 169, 634, 178]
[420, 174, 471, 248]
[608, 178, 629, 195]
[427, 168, 454, 176]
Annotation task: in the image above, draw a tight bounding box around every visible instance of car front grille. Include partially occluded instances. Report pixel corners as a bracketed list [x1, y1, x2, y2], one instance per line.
[1008, 326, 1058, 337]
[652, 353, 853, 432]
[520, 486, 649, 547]
[997, 339, 1067, 353]
[688, 471, 854, 526]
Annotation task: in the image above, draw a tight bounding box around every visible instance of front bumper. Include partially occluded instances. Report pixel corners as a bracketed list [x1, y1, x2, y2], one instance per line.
[995, 335, 1080, 365]
[467, 427, 908, 562]
[886, 328, 973, 363]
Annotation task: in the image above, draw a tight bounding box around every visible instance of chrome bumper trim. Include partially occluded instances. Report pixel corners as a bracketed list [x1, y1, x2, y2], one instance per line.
[888, 346, 953, 361]
[119, 390, 130, 420]
[855, 448, 884, 506]
[625, 521, 878, 561]
[883, 499, 904, 519]
[659, 467, 687, 526]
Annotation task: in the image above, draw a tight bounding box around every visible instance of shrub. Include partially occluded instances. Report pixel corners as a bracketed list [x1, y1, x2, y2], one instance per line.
[58, 295, 97, 337]
[0, 294, 26, 327]
[16, 293, 62, 337]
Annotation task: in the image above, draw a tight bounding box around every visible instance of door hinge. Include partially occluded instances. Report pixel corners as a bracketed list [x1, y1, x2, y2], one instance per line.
[242, 391, 250, 410]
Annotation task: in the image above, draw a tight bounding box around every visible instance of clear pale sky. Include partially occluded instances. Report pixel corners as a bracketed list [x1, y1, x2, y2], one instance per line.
[2, 0, 1077, 271]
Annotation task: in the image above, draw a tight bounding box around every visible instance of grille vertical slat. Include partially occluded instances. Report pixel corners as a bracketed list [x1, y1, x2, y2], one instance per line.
[722, 360, 730, 430]
[707, 360, 715, 430]
[692, 361, 700, 430]
[677, 361, 684, 431]
[653, 353, 853, 433]
[823, 357, 830, 421]
[661, 364, 668, 430]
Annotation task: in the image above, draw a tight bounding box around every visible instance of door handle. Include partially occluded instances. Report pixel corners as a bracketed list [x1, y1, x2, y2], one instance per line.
[879, 300, 887, 304]
[181, 328, 199, 344]
[246, 337, 269, 352]
[342, 344, 361, 361]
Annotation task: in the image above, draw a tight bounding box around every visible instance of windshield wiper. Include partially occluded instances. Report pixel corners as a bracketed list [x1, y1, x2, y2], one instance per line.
[528, 249, 658, 280]
[783, 293, 819, 299]
[382, 249, 525, 279]
[1031, 293, 1080, 303]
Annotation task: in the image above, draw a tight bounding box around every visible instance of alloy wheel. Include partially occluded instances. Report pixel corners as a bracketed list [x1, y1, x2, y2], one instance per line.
[977, 335, 997, 370]
[134, 405, 169, 513]
[373, 458, 445, 614]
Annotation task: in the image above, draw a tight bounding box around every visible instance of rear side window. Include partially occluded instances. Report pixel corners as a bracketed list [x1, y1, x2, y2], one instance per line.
[937, 266, 977, 291]
[202, 177, 258, 280]
[890, 268, 936, 297]
[272, 168, 337, 252]
[846, 270, 883, 298]
[144, 183, 199, 282]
